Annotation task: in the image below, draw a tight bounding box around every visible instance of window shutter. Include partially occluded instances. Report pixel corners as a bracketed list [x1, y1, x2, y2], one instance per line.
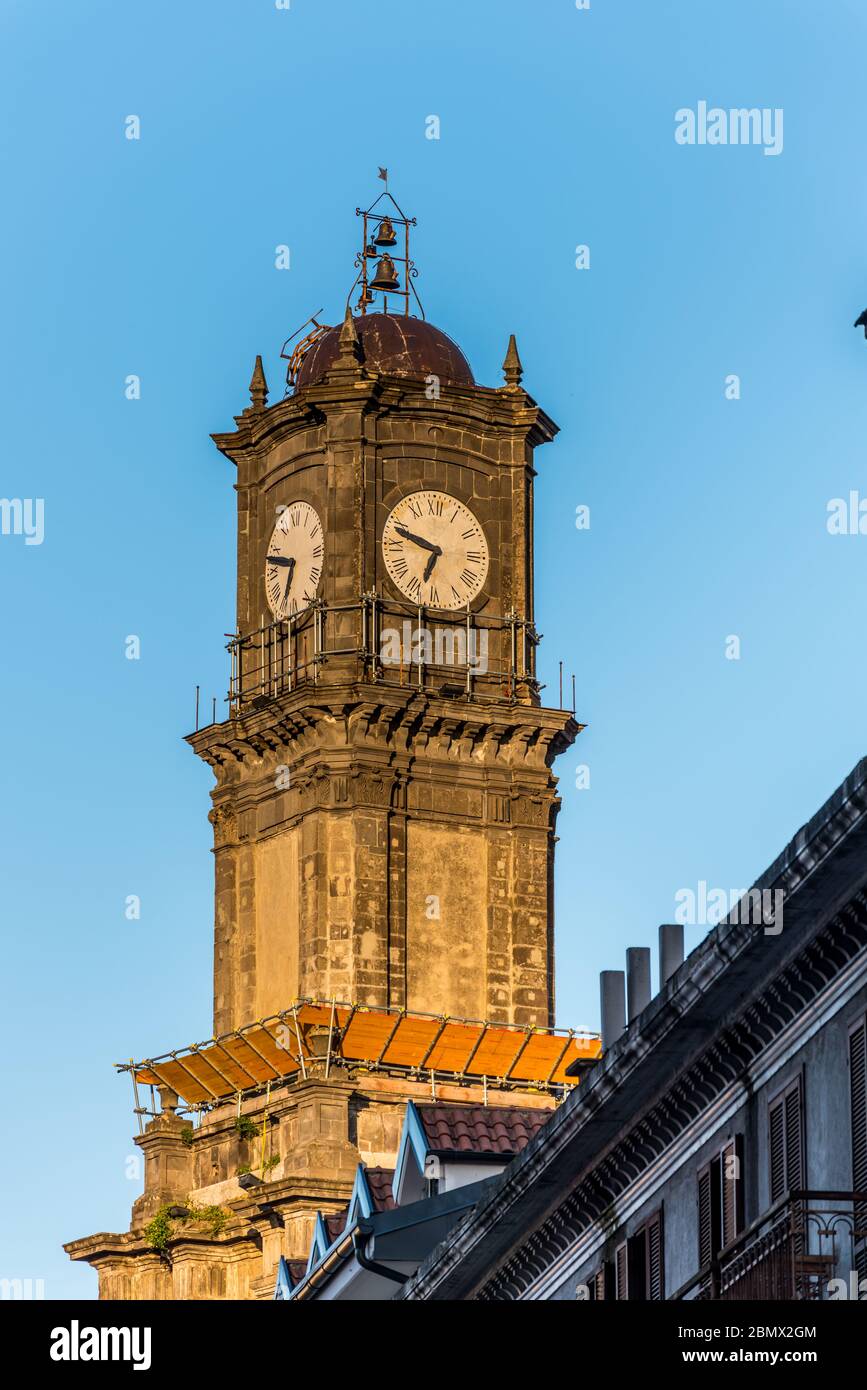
[698, 1164, 714, 1268]
[784, 1079, 804, 1192]
[850, 1018, 867, 1233]
[645, 1211, 664, 1301]
[721, 1136, 744, 1248]
[591, 1266, 607, 1301]
[615, 1241, 628, 1301]
[769, 1095, 786, 1202]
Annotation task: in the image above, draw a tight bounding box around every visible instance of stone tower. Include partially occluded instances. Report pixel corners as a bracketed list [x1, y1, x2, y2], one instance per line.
[64, 188, 586, 1300]
[193, 210, 577, 1035]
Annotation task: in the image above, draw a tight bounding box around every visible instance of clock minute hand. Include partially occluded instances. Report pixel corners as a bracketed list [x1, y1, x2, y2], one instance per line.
[395, 524, 442, 556]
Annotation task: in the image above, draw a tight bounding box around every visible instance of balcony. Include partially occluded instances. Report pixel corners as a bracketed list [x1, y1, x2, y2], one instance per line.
[677, 1191, 867, 1301]
[214, 597, 548, 720]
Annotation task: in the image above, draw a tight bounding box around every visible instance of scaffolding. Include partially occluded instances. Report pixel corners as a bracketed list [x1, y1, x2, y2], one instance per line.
[118, 999, 601, 1124]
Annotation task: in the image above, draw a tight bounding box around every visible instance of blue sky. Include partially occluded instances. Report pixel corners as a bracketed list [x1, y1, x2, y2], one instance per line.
[2, 0, 866, 1297]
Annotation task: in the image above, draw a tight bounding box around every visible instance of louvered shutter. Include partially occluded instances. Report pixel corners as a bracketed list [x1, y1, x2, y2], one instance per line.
[698, 1164, 713, 1268]
[784, 1080, 804, 1192]
[591, 1266, 606, 1301]
[850, 1019, 867, 1233]
[645, 1211, 664, 1301]
[615, 1241, 628, 1300]
[721, 1136, 744, 1247]
[769, 1095, 786, 1202]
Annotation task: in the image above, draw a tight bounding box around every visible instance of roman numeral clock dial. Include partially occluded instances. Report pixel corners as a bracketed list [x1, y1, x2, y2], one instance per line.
[382, 490, 489, 610]
[264, 501, 323, 618]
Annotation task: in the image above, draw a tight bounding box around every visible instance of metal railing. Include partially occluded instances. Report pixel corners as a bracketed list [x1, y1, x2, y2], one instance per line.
[224, 594, 549, 717]
[675, 1191, 867, 1301]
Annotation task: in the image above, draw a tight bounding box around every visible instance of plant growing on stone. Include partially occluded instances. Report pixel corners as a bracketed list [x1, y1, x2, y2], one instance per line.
[234, 1115, 257, 1140]
[143, 1205, 174, 1254]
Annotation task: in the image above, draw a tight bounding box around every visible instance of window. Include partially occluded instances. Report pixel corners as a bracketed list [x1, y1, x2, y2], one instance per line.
[698, 1136, 745, 1266]
[614, 1210, 664, 1301]
[587, 1263, 611, 1300]
[769, 1076, 804, 1203]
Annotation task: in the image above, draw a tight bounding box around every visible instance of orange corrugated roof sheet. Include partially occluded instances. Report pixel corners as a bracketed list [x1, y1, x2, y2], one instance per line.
[128, 1001, 601, 1105]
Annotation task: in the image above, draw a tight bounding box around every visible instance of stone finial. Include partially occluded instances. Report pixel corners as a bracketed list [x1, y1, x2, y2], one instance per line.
[249, 355, 268, 409]
[502, 334, 523, 390]
[335, 305, 363, 366]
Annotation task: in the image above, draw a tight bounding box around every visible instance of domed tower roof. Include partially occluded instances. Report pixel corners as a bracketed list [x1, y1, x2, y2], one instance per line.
[294, 312, 473, 391]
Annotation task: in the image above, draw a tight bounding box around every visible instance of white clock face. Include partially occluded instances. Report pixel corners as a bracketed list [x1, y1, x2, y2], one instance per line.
[265, 501, 323, 618]
[382, 490, 489, 610]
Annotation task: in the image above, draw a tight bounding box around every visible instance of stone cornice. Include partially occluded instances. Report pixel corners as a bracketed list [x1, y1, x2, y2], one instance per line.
[187, 683, 581, 775]
[212, 373, 558, 467]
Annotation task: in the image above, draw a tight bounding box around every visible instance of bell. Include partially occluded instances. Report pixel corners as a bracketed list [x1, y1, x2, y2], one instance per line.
[370, 254, 400, 292]
[374, 216, 397, 247]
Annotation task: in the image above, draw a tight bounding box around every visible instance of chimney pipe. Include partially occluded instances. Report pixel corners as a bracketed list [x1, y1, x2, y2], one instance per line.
[626, 947, 651, 1022]
[600, 970, 626, 1052]
[659, 923, 684, 987]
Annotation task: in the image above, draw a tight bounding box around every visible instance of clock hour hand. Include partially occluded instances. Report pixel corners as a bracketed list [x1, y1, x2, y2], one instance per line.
[395, 524, 442, 556]
[282, 557, 296, 601]
[423, 550, 439, 582]
[267, 554, 295, 567]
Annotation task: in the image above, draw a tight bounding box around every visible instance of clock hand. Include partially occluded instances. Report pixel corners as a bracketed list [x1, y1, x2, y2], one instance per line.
[283, 557, 296, 602]
[423, 550, 439, 582]
[395, 524, 442, 556]
[267, 554, 295, 567]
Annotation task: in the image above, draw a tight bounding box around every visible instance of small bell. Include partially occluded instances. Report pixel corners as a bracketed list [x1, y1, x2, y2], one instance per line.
[374, 216, 397, 247]
[363, 241, 378, 258]
[370, 254, 400, 292]
[356, 283, 375, 309]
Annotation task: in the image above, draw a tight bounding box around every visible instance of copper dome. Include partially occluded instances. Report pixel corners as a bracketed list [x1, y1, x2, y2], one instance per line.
[294, 312, 473, 390]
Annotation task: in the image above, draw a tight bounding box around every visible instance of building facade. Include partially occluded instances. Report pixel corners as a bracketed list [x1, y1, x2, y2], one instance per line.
[396, 759, 867, 1301]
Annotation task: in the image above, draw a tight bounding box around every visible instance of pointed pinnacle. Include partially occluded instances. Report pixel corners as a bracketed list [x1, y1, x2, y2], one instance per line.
[502, 334, 523, 390]
[249, 355, 268, 409]
[336, 305, 363, 364]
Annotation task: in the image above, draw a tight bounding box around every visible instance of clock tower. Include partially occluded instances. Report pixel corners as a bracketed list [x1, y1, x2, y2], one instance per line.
[65, 184, 591, 1302]
[190, 187, 580, 1037]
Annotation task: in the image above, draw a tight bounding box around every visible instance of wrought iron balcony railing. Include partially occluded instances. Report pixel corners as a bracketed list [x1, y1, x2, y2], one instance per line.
[675, 1191, 867, 1301]
[216, 595, 552, 720]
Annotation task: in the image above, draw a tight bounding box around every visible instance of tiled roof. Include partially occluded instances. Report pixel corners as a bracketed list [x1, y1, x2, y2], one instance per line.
[417, 1105, 552, 1157]
[324, 1209, 348, 1244]
[366, 1166, 396, 1212]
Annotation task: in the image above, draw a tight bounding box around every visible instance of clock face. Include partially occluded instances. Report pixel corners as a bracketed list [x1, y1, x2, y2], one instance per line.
[382, 490, 489, 610]
[265, 501, 323, 618]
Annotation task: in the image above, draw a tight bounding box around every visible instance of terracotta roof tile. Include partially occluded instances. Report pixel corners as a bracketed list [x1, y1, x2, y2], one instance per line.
[365, 1166, 396, 1212]
[324, 1209, 348, 1244]
[416, 1105, 552, 1157]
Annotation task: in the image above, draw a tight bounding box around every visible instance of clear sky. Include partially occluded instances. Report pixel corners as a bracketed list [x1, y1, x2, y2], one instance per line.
[2, 0, 866, 1298]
